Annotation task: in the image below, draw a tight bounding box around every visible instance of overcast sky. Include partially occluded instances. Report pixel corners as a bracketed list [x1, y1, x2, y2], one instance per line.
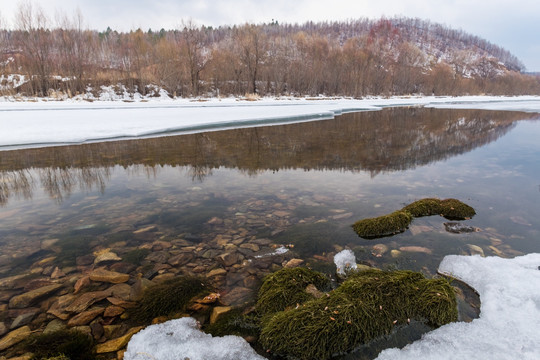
[1, 0, 539, 71]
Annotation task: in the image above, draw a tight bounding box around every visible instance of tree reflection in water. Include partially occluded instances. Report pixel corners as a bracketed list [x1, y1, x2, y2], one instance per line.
[0, 108, 536, 206]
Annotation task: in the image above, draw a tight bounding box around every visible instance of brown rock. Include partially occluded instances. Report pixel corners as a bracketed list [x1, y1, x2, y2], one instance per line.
[24, 279, 55, 291]
[210, 306, 232, 324]
[96, 326, 143, 353]
[167, 253, 194, 267]
[47, 294, 77, 320]
[104, 305, 125, 317]
[221, 287, 254, 306]
[89, 268, 130, 284]
[50, 267, 66, 279]
[206, 268, 227, 278]
[284, 259, 304, 268]
[74, 276, 91, 294]
[94, 251, 122, 265]
[216, 252, 240, 267]
[399, 246, 433, 254]
[9, 283, 63, 309]
[68, 307, 105, 326]
[0, 326, 31, 351]
[109, 283, 132, 300]
[106, 297, 136, 308]
[0, 322, 7, 337]
[66, 289, 112, 313]
[239, 243, 260, 252]
[76, 254, 95, 266]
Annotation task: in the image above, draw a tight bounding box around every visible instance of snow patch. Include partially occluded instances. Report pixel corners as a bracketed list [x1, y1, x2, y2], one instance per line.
[375, 253, 540, 360]
[124, 317, 264, 360]
[334, 249, 358, 275]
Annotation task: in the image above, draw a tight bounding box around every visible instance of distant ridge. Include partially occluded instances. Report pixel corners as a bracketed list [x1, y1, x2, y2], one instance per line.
[1, 11, 539, 97]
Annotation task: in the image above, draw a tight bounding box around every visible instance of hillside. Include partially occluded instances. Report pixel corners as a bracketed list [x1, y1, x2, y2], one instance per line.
[1, 12, 539, 98]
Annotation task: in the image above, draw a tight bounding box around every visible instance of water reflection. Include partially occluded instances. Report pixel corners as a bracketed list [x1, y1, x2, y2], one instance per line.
[0, 108, 536, 206]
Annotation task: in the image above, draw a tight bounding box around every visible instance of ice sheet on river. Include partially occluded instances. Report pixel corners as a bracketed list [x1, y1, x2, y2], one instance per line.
[1, 95, 540, 150]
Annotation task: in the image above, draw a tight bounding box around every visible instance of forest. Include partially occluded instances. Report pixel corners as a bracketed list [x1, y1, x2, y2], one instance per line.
[1, 3, 540, 98]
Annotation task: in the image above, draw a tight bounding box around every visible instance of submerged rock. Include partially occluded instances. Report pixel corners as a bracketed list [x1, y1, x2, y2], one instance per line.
[9, 283, 63, 309]
[444, 222, 479, 234]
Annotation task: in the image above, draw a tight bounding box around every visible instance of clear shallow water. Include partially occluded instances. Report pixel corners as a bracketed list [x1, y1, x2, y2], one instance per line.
[1, 108, 539, 275]
[0, 108, 539, 359]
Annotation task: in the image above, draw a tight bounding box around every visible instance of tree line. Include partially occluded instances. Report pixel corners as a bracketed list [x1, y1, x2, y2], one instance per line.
[1, 3, 539, 98]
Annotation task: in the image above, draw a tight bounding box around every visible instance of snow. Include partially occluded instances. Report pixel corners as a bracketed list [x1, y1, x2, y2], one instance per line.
[376, 253, 540, 360]
[124, 317, 264, 360]
[1, 95, 540, 151]
[334, 249, 358, 274]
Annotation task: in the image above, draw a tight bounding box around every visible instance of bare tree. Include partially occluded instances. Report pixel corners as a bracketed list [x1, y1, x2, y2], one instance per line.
[56, 9, 93, 96]
[235, 24, 267, 94]
[16, 0, 54, 96]
[181, 20, 211, 96]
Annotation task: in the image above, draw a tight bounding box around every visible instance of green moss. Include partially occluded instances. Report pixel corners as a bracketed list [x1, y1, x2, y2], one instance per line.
[352, 211, 412, 239]
[439, 199, 476, 220]
[24, 329, 95, 360]
[259, 269, 457, 360]
[123, 248, 150, 265]
[255, 267, 331, 316]
[401, 198, 443, 217]
[130, 276, 210, 323]
[353, 198, 475, 239]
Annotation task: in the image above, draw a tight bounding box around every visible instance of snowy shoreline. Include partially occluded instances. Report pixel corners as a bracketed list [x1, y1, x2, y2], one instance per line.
[1, 95, 540, 151]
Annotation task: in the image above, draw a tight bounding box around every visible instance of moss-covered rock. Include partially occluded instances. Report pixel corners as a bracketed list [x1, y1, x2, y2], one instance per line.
[129, 276, 210, 324]
[255, 267, 331, 316]
[23, 329, 95, 360]
[438, 198, 476, 220]
[401, 198, 443, 217]
[402, 198, 475, 220]
[259, 269, 457, 360]
[353, 198, 475, 238]
[352, 211, 413, 239]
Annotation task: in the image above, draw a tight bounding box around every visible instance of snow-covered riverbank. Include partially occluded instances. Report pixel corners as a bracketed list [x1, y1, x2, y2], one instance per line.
[1, 95, 540, 150]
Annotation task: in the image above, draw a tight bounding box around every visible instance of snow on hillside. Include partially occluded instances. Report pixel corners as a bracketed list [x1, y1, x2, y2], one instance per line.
[1, 95, 540, 151]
